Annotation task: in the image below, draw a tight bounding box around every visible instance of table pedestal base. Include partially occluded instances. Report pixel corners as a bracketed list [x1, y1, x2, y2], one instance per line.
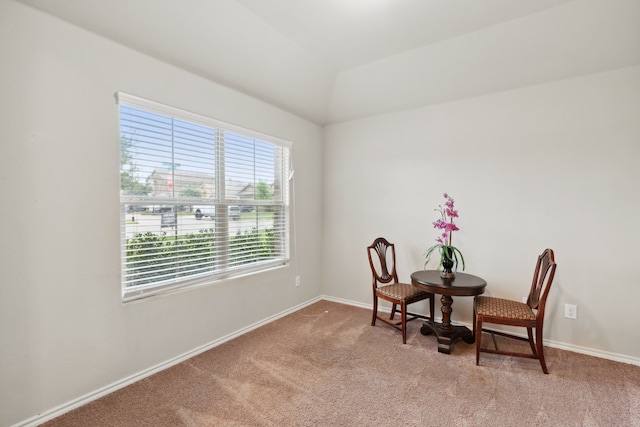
[420, 321, 475, 354]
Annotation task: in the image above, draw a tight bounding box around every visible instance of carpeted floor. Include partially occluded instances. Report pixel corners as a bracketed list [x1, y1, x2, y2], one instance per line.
[42, 300, 640, 426]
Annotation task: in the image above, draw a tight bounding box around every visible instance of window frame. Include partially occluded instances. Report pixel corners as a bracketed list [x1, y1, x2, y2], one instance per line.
[117, 93, 292, 301]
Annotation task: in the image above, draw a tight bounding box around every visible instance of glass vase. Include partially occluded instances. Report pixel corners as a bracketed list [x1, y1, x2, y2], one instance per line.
[440, 247, 456, 280]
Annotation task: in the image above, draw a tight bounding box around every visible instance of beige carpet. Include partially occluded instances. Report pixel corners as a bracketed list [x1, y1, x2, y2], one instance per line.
[43, 300, 640, 427]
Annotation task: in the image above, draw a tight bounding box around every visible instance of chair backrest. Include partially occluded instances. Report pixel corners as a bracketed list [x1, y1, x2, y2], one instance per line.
[367, 237, 399, 288]
[527, 249, 557, 318]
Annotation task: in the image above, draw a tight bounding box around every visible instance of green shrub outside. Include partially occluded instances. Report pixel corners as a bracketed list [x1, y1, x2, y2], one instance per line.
[125, 227, 275, 286]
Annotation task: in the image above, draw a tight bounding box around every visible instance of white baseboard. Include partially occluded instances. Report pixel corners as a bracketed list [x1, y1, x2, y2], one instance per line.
[322, 295, 640, 367]
[14, 297, 323, 427]
[14, 294, 639, 426]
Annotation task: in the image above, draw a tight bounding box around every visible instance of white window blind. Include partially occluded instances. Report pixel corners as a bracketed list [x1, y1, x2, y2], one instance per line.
[117, 93, 291, 300]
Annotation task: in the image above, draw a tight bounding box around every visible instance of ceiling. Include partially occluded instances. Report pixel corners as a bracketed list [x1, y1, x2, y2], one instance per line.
[14, 0, 640, 124]
[236, 0, 576, 72]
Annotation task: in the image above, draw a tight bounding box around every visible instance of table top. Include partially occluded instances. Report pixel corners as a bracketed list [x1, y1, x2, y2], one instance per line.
[411, 270, 487, 297]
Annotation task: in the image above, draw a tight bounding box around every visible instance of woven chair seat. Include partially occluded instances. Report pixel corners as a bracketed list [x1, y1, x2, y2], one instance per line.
[377, 283, 427, 301]
[475, 296, 536, 321]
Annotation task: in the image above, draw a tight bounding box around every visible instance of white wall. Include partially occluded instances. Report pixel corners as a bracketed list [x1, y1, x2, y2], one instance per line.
[0, 2, 323, 425]
[323, 65, 640, 361]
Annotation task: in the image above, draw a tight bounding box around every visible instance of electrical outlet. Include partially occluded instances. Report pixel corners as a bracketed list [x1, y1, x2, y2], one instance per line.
[564, 304, 577, 319]
[295, 276, 301, 287]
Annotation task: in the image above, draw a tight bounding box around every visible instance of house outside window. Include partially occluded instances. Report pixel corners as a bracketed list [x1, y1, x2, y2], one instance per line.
[117, 93, 291, 301]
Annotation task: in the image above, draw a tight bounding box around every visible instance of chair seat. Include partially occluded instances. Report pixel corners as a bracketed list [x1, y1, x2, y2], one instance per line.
[377, 283, 427, 301]
[475, 296, 536, 321]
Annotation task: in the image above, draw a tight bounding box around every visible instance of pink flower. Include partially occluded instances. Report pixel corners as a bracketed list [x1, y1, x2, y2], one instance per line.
[445, 223, 459, 232]
[433, 219, 447, 229]
[426, 193, 465, 271]
[431, 193, 460, 246]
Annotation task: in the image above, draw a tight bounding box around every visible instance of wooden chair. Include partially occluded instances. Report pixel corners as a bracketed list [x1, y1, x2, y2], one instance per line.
[367, 237, 434, 344]
[473, 248, 557, 373]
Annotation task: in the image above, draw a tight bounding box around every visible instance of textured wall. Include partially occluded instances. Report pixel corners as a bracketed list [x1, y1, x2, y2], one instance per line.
[323, 65, 640, 361]
[0, 2, 323, 425]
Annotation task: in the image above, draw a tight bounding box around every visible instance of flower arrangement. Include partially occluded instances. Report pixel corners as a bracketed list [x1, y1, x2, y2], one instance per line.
[425, 193, 465, 276]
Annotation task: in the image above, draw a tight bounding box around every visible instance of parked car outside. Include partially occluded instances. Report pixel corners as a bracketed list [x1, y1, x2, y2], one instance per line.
[193, 205, 240, 220]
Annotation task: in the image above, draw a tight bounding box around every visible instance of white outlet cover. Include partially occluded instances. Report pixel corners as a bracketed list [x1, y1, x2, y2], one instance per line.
[564, 304, 577, 319]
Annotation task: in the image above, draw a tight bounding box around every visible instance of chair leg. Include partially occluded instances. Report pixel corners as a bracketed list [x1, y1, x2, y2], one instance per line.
[401, 303, 407, 344]
[527, 327, 537, 355]
[536, 326, 549, 374]
[371, 296, 378, 326]
[390, 303, 397, 320]
[475, 317, 482, 366]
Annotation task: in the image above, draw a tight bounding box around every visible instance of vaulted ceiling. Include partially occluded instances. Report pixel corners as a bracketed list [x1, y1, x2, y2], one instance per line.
[15, 0, 640, 124]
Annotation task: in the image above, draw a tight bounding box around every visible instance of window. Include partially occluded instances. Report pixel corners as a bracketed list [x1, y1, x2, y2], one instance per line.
[117, 93, 291, 300]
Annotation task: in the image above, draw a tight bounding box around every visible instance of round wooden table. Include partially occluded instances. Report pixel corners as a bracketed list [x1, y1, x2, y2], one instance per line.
[411, 270, 487, 354]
